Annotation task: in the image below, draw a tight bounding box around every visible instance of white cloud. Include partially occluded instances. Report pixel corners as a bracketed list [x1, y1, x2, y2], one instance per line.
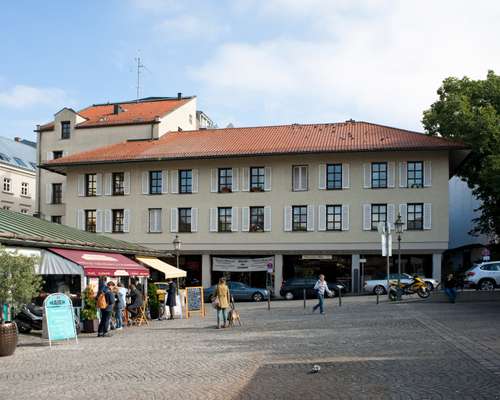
[191, 0, 500, 130]
[0, 85, 69, 109]
[156, 14, 228, 40]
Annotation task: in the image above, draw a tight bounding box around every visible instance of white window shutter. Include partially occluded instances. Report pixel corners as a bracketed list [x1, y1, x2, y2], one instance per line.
[399, 204, 407, 230]
[342, 163, 350, 189]
[232, 168, 239, 192]
[142, 172, 149, 195]
[95, 173, 102, 196]
[170, 170, 179, 194]
[104, 209, 112, 233]
[46, 152, 53, 161]
[264, 206, 272, 232]
[241, 168, 250, 191]
[307, 205, 315, 232]
[342, 205, 350, 231]
[318, 164, 326, 190]
[61, 182, 66, 203]
[363, 164, 371, 188]
[362, 204, 371, 231]
[231, 207, 239, 232]
[153, 209, 162, 233]
[45, 183, 52, 204]
[63, 151, 68, 157]
[77, 175, 85, 197]
[209, 208, 218, 232]
[96, 209, 104, 233]
[424, 203, 432, 230]
[387, 162, 395, 188]
[170, 208, 178, 233]
[318, 205, 326, 231]
[264, 167, 272, 191]
[161, 170, 169, 194]
[192, 169, 199, 193]
[293, 167, 300, 191]
[210, 169, 218, 193]
[300, 167, 308, 191]
[104, 173, 112, 196]
[145, 210, 152, 233]
[284, 206, 292, 232]
[191, 208, 198, 232]
[123, 209, 131, 233]
[399, 162, 407, 188]
[241, 207, 250, 232]
[424, 161, 432, 187]
[387, 204, 395, 227]
[77, 209, 85, 230]
[123, 172, 131, 195]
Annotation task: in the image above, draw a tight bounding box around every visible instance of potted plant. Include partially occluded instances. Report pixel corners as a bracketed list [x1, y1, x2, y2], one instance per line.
[250, 186, 264, 192]
[81, 286, 98, 333]
[148, 283, 159, 320]
[220, 186, 232, 193]
[0, 248, 42, 357]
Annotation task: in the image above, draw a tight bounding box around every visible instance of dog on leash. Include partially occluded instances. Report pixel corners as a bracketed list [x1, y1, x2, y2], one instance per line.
[228, 307, 242, 327]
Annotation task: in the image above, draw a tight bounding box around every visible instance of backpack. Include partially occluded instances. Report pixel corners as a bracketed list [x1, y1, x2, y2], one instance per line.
[97, 292, 108, 309]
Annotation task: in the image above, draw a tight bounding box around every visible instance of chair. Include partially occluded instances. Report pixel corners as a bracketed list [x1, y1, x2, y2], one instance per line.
[128, 300, 149, 327]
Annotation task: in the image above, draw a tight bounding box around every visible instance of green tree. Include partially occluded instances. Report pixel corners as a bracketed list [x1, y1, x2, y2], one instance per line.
[423, 71, 500, 248]
[0, 248, 43, 323]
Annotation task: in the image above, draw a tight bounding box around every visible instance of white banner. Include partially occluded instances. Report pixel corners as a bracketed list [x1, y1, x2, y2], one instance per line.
[212, 257, 274, 272]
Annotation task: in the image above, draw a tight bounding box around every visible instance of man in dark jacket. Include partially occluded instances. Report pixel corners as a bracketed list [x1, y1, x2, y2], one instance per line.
[444, 274, 458, 303]
[97, 282, 116, 337]
[166, 279, 177, 320]
[127, 284, 143, 318]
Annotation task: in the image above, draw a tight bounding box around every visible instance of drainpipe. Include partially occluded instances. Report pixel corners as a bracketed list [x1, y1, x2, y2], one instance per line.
[35, 126, 42, 218]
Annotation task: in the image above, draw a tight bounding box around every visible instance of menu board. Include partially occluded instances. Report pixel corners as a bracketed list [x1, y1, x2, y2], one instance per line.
[43, 293, 77, 345]
[185, 287, 205, 318]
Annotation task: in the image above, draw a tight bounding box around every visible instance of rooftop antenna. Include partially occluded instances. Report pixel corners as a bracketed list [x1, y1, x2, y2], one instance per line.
[134, 53, 146, 102]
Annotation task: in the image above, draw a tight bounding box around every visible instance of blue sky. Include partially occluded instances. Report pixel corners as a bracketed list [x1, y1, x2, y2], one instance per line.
[0, 0, 499, 141]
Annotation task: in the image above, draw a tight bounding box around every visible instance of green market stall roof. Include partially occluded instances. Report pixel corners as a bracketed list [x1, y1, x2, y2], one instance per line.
[0, 209, 166, 257]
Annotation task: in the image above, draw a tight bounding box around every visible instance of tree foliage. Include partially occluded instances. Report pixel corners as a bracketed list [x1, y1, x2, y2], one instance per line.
[423, 71, 500, 243]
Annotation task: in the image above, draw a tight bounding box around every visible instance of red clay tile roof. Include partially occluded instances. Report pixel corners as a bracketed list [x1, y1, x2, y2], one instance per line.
[38, 97, 192, 131]
[45, 121, 466, 166]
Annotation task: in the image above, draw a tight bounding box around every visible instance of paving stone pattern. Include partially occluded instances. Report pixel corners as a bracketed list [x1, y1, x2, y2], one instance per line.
[1, 296, 500, 399]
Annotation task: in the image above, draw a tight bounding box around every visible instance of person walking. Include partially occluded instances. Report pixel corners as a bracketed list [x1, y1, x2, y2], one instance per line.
[97, 282, 116, 337]
[114, 283, 125, 330]
[214, 278, 231, 329]
[166, 279, 177, 320]
[313, 274, 332, 315]
[443, 273, 458, 303]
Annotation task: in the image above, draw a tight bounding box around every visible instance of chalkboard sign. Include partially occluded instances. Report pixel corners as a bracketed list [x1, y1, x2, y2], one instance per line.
[43, 293, 77, 346]
[185, 286, 205, 318]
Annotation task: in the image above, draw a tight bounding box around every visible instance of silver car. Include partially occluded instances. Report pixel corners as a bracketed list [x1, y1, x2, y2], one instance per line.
[364, 273, 439, 295]
[464, 261, 500, 290]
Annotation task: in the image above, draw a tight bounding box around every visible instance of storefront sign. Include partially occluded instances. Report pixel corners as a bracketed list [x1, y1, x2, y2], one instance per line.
[212, 257, 274, 272]
[301, 255, 332, 260]
[43, 293, 77, 346]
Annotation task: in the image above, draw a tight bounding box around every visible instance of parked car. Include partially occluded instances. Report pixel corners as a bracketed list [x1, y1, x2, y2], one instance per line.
[364, 273, 439, 295]
[204, 281, 270, 302]
[464, 261, 500, 290]
[280, 277, 346, 300]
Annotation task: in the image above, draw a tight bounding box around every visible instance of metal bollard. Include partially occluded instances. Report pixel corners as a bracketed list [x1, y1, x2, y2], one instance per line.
[338, 287, 342, 307]
[376, 292, 379, 304]
[303, 288, 306, 309]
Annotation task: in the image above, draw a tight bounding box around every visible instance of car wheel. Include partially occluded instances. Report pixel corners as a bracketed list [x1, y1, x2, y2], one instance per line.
[373, 285, 386, 295]
[425, 281, 434, 291]
[479, 279, 495, 291]
[284, 291, 294, 300]
[252, 292, 263, 302]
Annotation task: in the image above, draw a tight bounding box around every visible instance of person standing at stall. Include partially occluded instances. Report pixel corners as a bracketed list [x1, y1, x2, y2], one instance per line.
[114, 283, 125, 330]
[97, 282, 116, 337]
[166, 279, 177, 320]
[214, 278, 231, 329]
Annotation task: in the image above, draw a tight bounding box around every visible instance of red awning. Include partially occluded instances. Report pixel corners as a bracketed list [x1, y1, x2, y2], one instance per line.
[49, 248, 149, 277]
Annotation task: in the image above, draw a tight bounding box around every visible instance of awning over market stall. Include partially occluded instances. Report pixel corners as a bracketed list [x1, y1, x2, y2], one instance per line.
[49, 248, 149, 277]
[136, 257, 186, 279]
[5, 247, 83, 275]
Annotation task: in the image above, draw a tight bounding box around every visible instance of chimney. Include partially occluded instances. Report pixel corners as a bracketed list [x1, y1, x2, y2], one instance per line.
[177, 92, 182, 100]
[113, 104, 122, 114]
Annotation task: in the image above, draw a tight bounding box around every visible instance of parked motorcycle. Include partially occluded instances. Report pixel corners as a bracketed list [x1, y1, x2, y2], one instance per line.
[388, 275, 430, 300]
[14, 302, 81, 334]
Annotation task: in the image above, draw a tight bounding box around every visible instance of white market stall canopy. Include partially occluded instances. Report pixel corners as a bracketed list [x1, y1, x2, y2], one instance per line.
[137, 257, 186, 279]
[5, 247, 82, 275]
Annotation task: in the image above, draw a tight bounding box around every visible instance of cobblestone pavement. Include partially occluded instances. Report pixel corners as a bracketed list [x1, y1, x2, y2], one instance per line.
[1, 296, 500, 400]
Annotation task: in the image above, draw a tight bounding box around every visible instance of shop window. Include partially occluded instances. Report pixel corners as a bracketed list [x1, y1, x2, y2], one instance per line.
[113, 172, 125, 196]
[407, 161, 423, 188]
[52, 183, 62, 204]
[250, 206, 264, 232]
[371, 204, 387, 230]
[61, 121, 71, 139]
[3, 177, 12, 193]
[112, 209, 124, 233]
[326, 205, 342, 231]
[292, 206, 307, 231]
[371, 162, 387, 188]
[149, 171, 162, 195]
[53, 151, 63, 160]
[149, 208, 162, 233]
[326, 164, 342, 190]
[407, 203, 423, 230]
[218, 168, 232, 192]
[218, 207, 232, 232]
[85, 174, 96, 197]
[85, 210, 96, 232]
[21, 182, 29, 197]
[179, 208, 192, 232]
[250, 167, 265, 191]
[179, 169, 192, 194]
[51, 215, 62, 224]
[292, 165, 308, 191]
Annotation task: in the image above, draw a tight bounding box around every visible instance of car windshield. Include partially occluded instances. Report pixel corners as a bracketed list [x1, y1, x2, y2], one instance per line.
[231, 282, 246, 289]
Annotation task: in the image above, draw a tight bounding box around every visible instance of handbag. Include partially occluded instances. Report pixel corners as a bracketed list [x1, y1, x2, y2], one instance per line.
[211, 296, 219, 309]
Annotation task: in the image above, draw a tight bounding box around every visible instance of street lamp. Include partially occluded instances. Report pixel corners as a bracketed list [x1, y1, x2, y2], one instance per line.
[394, 214, 404, 300]
[173, 235, 181, 293]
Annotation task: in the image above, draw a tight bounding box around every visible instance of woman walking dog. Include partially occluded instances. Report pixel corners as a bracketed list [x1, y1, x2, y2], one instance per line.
[213, 278, 231, 329]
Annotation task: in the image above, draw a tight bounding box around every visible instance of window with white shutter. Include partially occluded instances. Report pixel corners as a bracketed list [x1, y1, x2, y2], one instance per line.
[104, 209, 112, 233]
[362, 204, 371, 230]
[170, 170, 179, 194]
[341, 205, 350, 231]
[170, 208, 179, 232]
[149, 208, 162, 233]
[209, 208, 218, 232]
[318, 164, 326, 190]
[210, 169, 218, 193]
[95, 173, 103, 196]
[423, 203, 432, 230]
[77, 209, 85, 230]
[104, 173, 112, 196]
[123, 209, 130, 233]
[231, 207, 239, 232]
[45, 183, 52, 205]
[387, 204, 395, 227]
[161, 170, 169, 194]
[284, 206, 292, 232]
[318, 205, 326, 231]
[399, 162, 408, 188]
[241, 207, 250, 232]
[307, 205, 315, 232]
[192, 169, 199, 193]
[141, 171, 149, 195]
[342, 163, 350, 189]
[399, 204, 407, 230]
[292, 165, 308, 191]
[363, 164, 371, 188]
[77, 174, 85, 197]
[232, 168, 239, 192]
[191, 208, 198, 232]
[96, 209, 104, 233]
[264, 206, 272, 232]
[241, 167, 250, 191]
[264, 167, 272, 191]
[424, 161, 432, 187]
[123, 172, 131, 195]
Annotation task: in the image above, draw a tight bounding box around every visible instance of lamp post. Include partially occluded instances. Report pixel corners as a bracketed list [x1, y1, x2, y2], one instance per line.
[173, 235, 181, 294]
[394, 214, 404, 301]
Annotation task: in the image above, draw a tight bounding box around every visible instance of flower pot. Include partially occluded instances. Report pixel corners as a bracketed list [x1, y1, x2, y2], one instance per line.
[0, 322, 18, 357]
[149, 307, 159, 320]
[82, 319, 99, 333]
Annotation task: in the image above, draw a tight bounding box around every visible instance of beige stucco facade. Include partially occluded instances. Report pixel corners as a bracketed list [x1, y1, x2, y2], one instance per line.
[0, 162, 36, 214]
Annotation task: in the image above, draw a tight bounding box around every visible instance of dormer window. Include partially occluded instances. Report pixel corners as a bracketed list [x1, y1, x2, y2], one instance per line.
[61, 121, 71, 139]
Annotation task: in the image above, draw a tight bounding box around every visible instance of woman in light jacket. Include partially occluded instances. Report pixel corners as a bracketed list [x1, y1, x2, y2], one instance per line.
[214, 278, 231, 329]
